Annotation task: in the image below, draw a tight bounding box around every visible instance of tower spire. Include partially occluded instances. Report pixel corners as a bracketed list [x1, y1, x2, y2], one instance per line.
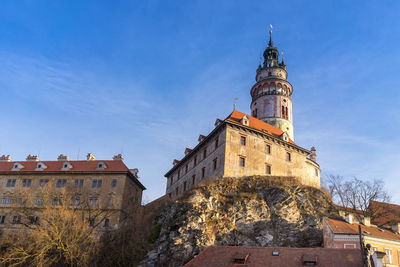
[268, 24, 273, 47]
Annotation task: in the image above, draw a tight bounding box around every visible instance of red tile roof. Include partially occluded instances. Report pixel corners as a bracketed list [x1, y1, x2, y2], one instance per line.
[326, 217, 400, 241]
[0, 160, 146, 190]
[0, 160, 130, 173]
[369, 201, 400, 226]
[184, 246, 362, 267]
[226, 110, 296, 145]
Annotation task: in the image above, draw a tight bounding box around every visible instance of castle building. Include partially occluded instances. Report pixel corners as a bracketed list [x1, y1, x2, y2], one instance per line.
[0, 153, 145, 233]
[165, 31, 320, 199]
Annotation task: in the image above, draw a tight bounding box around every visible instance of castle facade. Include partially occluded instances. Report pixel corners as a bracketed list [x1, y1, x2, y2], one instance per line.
[165, 31, 320, 199]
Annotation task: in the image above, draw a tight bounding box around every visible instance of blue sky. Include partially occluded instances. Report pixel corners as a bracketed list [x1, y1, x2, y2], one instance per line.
[1, 1, 400, 204]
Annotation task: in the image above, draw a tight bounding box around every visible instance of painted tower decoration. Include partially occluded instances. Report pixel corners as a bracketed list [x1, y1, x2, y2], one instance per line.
[250, 28, 294, 140]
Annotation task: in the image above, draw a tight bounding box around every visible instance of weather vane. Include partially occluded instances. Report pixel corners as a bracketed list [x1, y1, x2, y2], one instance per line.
[233, 98, 239, 110]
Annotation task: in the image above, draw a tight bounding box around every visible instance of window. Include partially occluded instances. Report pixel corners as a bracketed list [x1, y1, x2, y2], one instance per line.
[39, 179, 49, 187]
[104, 218, 110, 227]
[29, 216, 39, 224]
[266, 144, 271, 154]
[266, 165, 271, 175]
[253, 108, 258, 117]
[215, 138, 219, 149]
[175, 187, 178, 196]
[74, 179, 84, 187]
[192, 175, 195, 185]
[286, 152, 291, 161]
[56, 179, 67, 188]
[344, 244, 356, 249]
[385, 249, 393, 264]
[213, 158, 217, 170]
[315, 168, 318, 176]
[70, 197, 80, 206]
[6, 179, 16, 187]
[177, 170, 180, 179]
[52, 198, 62, 206]
[22, 179, 31, 187]
[201, 167, 205, 178]
[0, 215, 5, 224]
[64, 164, 68, 168]
[89, 218, 95, 227]
[185, 164, 188, 173]
[34, 198, 43, 206]
[194, 156, 197, 166]
[111, 179, 117, 188]
[37, 164, 42, 168]
[239, 157, 245, 167]
[12, 215, 21, 224]
[398, 250, 400, 265]
[170, 176, 174, 186]
[203, 149, 207, 159]
[89, 198, 98, 207]
[183, 181, 187, 191]
[1, 197, 11, 205]
[98, 163, 103, 168]
[92, 179, 102, 188]
[240, 136, 246, 146]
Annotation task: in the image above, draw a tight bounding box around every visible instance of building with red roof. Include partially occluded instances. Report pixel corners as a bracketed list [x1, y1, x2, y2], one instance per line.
[184, 246, 364, 267]
[0, 153, 145, 234]
[164, 31, 320, 198]
[323, 216, 400, 266]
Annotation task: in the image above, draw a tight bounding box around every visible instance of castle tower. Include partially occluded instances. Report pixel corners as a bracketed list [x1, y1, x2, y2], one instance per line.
[250, 29, 294, 140]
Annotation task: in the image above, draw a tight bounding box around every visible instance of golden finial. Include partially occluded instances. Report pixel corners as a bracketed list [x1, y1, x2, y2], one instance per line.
[269, 24, 273, 35]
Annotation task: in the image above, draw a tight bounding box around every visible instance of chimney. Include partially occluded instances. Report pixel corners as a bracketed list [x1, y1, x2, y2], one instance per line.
[26, 154, 39, 161]
[363, 216, 371, 227]
[184, 148, 193, 155]
[214, 118, 223, 127]
[309, 147, 317, 162]
[0, 155, 11, 162]
[86, 153, 96, 161]
[57, 154, 69, 161]
[198, 134, 206, 143]
[113, 154, 124, 161]
[345, 213, 354, 224]
[391, 222, 400, 234]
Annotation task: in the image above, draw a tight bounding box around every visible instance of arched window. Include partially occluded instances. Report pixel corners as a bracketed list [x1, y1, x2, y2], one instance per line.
[285, 107, 288, 119]
[281, 106, 285, 118]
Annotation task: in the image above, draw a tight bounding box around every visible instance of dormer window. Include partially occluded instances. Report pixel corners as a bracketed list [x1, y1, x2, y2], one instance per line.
[97, 162, 107, 170]
[12, 162, 24, 171]
[35, 162, 47, 171]
[241, 116, 249, 126]
[61, 162, 73, 170]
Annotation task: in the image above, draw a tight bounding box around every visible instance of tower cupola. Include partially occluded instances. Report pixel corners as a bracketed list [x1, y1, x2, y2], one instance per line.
[250, 27, 294, 140]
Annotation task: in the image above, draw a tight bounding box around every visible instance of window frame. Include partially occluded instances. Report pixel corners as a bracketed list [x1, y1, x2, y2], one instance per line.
[286, 152, 291, 162]
[266, 144, 271, 154]
[239, 156, 246, 167]
[266, 164, 271, 175]
[240, 136, 247, 146]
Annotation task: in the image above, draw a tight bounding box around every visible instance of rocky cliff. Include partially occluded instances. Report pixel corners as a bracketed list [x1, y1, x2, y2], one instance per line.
[139, 176, 339, 267]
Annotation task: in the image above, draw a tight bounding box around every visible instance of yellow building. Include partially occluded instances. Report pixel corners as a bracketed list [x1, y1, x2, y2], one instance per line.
[324, 215, 400, 266]
[0, 153, 145, 233]
[165, 31, 320, 199]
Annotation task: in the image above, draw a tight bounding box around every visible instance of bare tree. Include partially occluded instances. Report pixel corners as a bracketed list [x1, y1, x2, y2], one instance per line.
[0, 187, 116, 267]
[325, 174, 391, 221]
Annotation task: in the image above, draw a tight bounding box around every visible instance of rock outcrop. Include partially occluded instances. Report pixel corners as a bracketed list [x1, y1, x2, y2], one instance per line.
[139, 176, 339, 267]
